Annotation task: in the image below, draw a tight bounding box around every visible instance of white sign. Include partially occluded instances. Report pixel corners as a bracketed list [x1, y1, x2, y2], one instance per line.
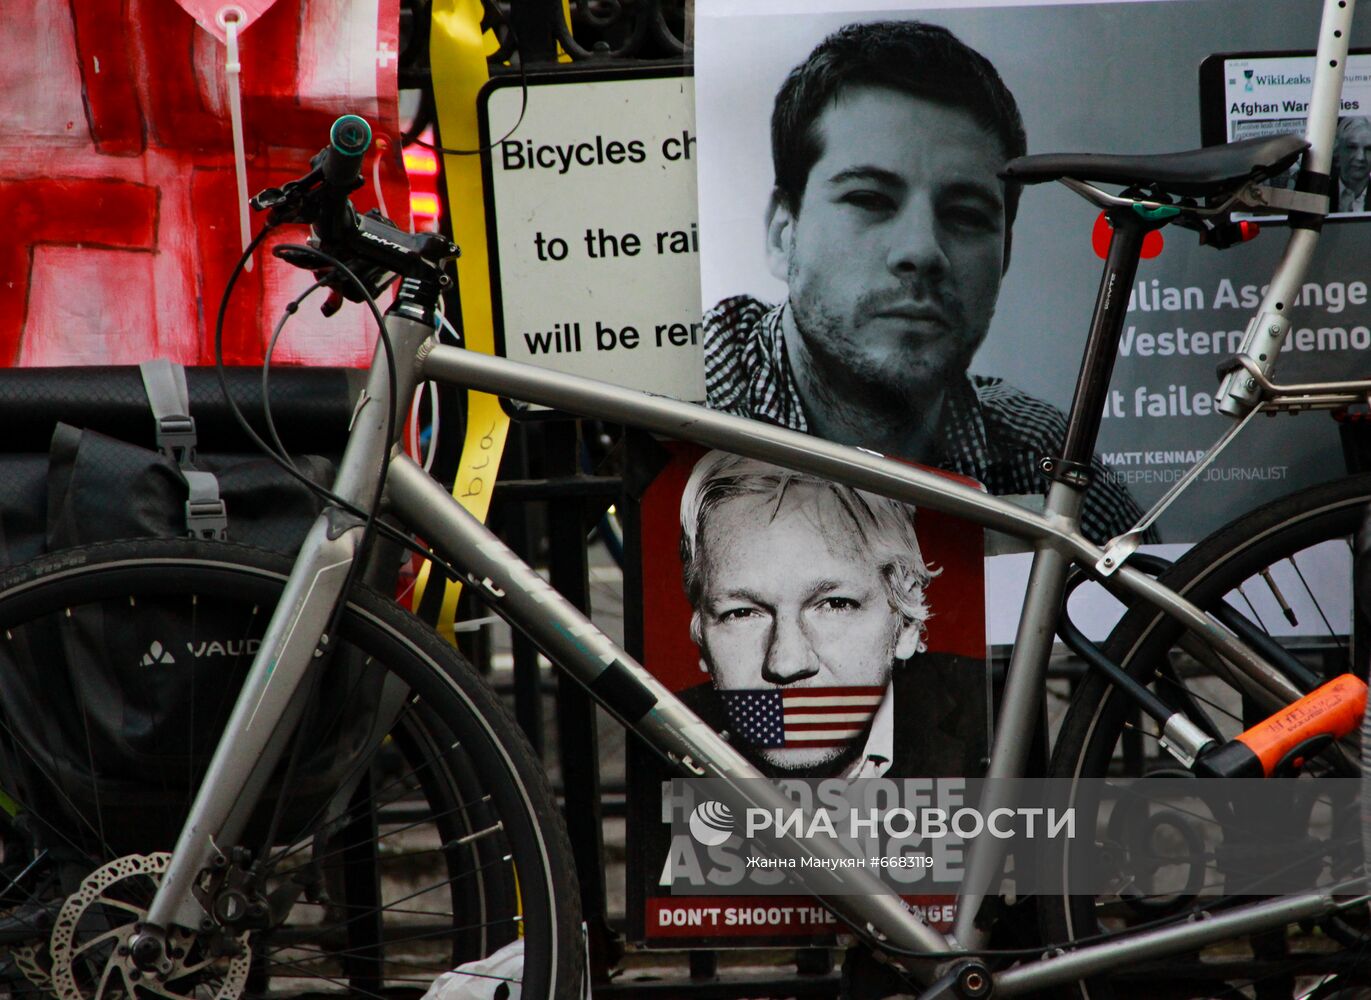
[1221, 53, 1371, 141]
[481, 71, 704, 401]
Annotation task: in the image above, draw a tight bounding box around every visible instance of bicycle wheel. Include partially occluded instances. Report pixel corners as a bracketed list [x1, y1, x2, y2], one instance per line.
[1040, 473, 1371, 999]
[0, 539, 583, 1000]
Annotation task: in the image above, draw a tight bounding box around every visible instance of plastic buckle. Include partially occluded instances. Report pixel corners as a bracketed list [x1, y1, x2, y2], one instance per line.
[185, 498, 229, 541]
[183, 468, 227, 541]
[157, 415, 199, 467]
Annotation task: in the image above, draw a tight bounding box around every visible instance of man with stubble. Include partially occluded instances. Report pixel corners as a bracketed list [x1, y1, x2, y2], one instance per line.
[704, 20, 1148, 544]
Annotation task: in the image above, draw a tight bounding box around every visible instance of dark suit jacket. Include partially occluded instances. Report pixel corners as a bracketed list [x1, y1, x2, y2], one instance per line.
[1330, 175, 1371, 212]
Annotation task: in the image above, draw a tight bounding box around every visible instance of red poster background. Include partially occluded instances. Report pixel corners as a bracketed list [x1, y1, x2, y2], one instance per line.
[641, 443, 988, 695]
[631, 444, 988, 946]
[3, 0, 409, 370]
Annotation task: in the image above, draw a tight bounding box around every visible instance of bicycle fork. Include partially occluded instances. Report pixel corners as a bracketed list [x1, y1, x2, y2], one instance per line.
[128, 303, 436, 970]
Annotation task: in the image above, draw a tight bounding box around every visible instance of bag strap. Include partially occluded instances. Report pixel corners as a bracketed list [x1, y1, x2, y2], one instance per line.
[138, 360, 228, 541]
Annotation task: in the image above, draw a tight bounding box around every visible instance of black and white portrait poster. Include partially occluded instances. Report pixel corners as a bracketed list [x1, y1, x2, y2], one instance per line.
[625, 445, 990, 946]
[694, 0, 1371, 642]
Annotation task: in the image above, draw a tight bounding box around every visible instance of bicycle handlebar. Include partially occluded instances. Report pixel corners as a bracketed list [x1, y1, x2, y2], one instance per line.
[323, 114, 371, 185]
[249, 115, 458, 314]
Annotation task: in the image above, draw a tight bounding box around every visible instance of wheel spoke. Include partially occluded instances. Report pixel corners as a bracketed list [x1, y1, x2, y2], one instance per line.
[1045, 478, 1371, 997]
[0, 542, 578, 999]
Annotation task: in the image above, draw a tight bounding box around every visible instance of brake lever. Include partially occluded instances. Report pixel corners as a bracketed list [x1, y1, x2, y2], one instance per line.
[249, 157, 363, 228]
[250, 167, 323, 223]
[269, 245, 394, 314]
[319, 289, 347, 318]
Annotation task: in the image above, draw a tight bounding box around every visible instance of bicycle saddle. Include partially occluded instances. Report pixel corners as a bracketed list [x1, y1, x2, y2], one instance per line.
[1001, 134, 1308, 198]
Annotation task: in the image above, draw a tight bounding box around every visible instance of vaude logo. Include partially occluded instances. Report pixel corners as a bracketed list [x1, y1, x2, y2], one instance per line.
[140, 638, 261, 667]
[140, 641, 175, 666]
[688, 801, 734, 847]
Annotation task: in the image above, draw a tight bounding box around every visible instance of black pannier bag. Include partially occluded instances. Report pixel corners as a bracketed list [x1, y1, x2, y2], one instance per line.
[0, 363, 396, 855]
[0, 363, 364, 566]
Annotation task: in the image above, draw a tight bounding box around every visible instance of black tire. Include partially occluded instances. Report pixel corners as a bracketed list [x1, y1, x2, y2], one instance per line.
[0, 539, 583, 1000]
[1040, 474, 1371, 999]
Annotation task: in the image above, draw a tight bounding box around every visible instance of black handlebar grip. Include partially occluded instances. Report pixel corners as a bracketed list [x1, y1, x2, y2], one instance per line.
[321, 115, 372, 188]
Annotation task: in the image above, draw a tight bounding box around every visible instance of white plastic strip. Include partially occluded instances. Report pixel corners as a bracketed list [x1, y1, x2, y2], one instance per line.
[371, 146, 391, 225]
[220, 5, 254, 271]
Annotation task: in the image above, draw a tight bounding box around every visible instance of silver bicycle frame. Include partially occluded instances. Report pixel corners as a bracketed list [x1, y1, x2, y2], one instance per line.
[135, 341, 1339, 989]
[137, 0, 1360, 987]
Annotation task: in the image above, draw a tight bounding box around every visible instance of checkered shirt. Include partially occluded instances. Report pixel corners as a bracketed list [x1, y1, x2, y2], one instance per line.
[702, 295, 1152, 545]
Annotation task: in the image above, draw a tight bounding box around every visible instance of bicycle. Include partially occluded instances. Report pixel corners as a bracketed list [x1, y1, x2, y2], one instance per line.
[0, 2, 1369, 999]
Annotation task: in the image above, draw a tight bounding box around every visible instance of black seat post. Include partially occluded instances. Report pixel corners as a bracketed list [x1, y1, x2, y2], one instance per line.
[1044, 206, 1167, 491]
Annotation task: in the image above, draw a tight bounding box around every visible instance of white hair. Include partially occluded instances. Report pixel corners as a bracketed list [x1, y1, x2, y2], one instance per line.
[678, 451, 935, 651]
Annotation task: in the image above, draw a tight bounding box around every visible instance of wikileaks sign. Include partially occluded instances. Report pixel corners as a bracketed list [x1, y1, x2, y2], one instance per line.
[661, 778, 1364, 897]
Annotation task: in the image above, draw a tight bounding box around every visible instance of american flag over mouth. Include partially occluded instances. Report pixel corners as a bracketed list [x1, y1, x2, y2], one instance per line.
[718, 686, 885, 749]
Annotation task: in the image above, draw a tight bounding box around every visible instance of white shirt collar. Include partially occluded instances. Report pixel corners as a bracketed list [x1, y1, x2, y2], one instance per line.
[841, 683, 895, 781]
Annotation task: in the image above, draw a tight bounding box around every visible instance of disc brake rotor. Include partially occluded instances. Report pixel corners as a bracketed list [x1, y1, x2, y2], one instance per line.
[47, 852, 250, 1000]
